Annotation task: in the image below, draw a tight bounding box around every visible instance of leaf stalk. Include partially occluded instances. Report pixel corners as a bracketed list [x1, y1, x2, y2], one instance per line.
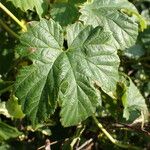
[92, 115, 141, 150]
[0, 2, 27, 32]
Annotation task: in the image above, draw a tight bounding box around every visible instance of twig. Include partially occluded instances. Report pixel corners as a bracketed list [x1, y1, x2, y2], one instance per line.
[0, 19, 19, 38]
[45, 139, 50, 150]
[92, 115, 141, 150]
[113, 123, 150, 136]
[37, 140, 58, 150]
[77, 139, 93, 150]
[0, 2, 27, 32]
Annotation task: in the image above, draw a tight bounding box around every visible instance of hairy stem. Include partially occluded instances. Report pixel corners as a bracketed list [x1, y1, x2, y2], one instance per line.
[92, 115, 141, 150]
[0, 19, 19, 38]
[0, 2, 27, 32]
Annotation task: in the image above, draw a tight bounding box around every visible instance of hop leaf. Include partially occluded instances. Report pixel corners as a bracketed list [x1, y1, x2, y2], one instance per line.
[15, 19, 119, 126]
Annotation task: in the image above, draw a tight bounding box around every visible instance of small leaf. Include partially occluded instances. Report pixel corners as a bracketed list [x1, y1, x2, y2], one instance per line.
[0, 122, 22, 141]
[119, 75, 148, 122]
[6, 95, 25, 119]
[0, 102, 10, 118]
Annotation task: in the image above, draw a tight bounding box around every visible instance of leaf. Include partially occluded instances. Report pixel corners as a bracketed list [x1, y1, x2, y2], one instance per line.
[0, 102, 10, 118]
[0, 48, 14, 75]
[6, 95, 24, 119]
[124, 44, 145, 59]
[26, 124, 52, 136]
[119, 75, 148, 122]
[0, 122, 22, 141]
[0, 143, 10, 150]
[69, 0, 86, 4]
[79, 0, 138, 50]
[14, 19, 119, 126]
[51, 2, 79, 26]
[141, 9, 150, 25]
[140, 28, 150, 49]
[55, 0, 86, 4]
[0, 80, 13, 95]
[7, 0, 48, 17]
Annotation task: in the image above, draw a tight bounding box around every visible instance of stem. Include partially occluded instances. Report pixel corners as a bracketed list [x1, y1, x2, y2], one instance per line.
[70, 125, 85, 149]
[92, 115, 141, 150]
[0, 2, 27, 32]
[0, 19, 19, 38]
[77, 139, 93, 150]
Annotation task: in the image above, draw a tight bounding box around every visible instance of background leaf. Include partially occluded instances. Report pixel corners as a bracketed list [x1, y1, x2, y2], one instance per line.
[0, 102, 10, 118]
[51, 2, 79, 26]
[79, 0, 138, 50]
[118, 75, 148, 122]
[7, 0, 48, 17]
[0, 122, 21, 141]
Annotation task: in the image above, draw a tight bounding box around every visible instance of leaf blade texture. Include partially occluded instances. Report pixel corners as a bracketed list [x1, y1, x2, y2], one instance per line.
[79, 0, 139, 50]
[15, 19, 120, 126]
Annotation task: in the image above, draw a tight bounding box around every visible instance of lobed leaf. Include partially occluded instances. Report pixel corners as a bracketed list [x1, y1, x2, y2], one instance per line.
[79, 0, 139, 50]
[15, 19, 120, 126]
[7, 0, 48, 17]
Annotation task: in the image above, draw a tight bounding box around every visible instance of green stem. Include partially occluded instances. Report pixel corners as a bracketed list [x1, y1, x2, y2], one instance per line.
[0, 19, 19, 38]
[92, 115, 141, 150]
[0, 2, 27, 32]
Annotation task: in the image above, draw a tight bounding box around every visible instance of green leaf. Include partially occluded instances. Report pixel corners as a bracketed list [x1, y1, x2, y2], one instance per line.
[7, 0, 48, 17]
[141, 9, 150, 25]
[69, 0, 86, 4]
[6, 95, 24, 119]
[79, 0, 138, 50]
[120, 76, 148, 122]
[0, 122, 22, 141]
[51, 2, 79, 26]
[0, 48, 14, 75]
[0, 143, 10, 150]
[140, 28, 150, 49]
[14, 19, 119, 126]
[55, 0, 86, 4]
[124, 44, 145, 59]
[0, 80, 13, 95]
